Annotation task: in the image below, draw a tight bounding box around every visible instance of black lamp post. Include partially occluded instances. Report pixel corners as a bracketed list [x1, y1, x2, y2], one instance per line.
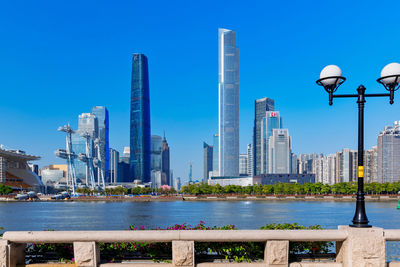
[316, 63, 400, 228]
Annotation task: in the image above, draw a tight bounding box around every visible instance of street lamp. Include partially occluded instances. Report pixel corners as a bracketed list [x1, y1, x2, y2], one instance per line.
[316, 63, 400, 228]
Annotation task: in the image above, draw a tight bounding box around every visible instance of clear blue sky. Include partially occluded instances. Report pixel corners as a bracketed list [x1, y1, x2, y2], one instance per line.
[1, 0, 400, 182]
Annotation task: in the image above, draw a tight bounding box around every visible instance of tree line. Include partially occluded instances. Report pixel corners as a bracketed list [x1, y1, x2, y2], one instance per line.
[180, 182, 400, 196]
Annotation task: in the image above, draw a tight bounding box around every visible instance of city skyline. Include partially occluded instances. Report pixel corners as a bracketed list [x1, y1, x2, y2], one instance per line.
[1, 0, 400, 181]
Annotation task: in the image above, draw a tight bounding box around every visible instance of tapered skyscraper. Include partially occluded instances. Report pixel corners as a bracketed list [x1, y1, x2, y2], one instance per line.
[218, 28, 239, 177]
[130, 53, 151, 183]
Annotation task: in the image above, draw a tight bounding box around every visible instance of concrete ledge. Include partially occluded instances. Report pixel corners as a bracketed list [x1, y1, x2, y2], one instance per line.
[290, 263, 342, 267]
[3, 230, 347, 243]
[384, 230, 400, 241]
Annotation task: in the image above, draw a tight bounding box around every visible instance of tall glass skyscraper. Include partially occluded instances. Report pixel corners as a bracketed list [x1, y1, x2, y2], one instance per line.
[91, 106, 109, 183]
[253, 97, 275, 175]
[218, 28, 239, 177]
[377, 121, 400, 183]
[130, 53, 151, 183]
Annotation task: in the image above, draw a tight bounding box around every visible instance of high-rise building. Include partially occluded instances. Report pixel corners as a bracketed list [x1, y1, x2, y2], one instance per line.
[118, 146, 130, 183]
[161, 134, 170, 185]
[268, 129, 291, 174]
[291, 153, 298, 174]
[365, 146, 378, 183]
[212, 134, 219, 176]
[377, 121, 400, 183]
[130, 53, 151, 183]
[335, 148, 356, 183]
[151, 135, 162, 171]
[239, 154, 248, 175]
[92, 106, 110, 182]
[246, 144, 253, 177]
[109, 148, 119, 183]
[253, 97, 275, 176]
[203, 142, 213, 182]
[218, 28, 239, 177]
[78, 113, 98, 138]
[261, 111, 282, 174]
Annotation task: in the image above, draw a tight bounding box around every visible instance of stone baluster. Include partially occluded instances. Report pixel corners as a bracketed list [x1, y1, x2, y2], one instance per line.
[172, 240, 194, 267]
[0, 240, 25, 267]
[264, 240, 289, 267]
[73, 241, 100, 267]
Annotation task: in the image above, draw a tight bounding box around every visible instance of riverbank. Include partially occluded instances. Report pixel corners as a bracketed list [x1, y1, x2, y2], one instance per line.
[0, 195, 398, 202]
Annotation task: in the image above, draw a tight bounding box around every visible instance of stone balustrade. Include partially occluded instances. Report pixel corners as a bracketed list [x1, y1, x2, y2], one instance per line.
[1, 226, 399, 267]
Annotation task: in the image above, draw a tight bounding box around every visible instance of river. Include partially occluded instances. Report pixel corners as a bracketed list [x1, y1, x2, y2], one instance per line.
[0, 200, 399, 261]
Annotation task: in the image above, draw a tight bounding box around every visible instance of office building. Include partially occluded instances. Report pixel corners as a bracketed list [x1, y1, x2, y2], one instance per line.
[268, 129, 291, 174]
[161, 134, 170, 185]
[239, 154, 248, 175]
[253, 97, 275, 176]
[109, 148, 119, 183]
[218, 28, 239, 177]
[335, 148, 356, 183]
[212, 134, 219, 176]
[247, 144, 253, 177]
[151, 135, 162, 171]
[92, 106, 110, 183]
[130, 53, 151, 183]
[262, 111, 283, 174]
[377, 121, 400, 183]
[291, 153, 298, 174]
[203, 142, 213, 182]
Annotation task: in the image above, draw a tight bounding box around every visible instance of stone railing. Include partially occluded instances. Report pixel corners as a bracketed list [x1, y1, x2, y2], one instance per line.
[1, 226, 399, 267]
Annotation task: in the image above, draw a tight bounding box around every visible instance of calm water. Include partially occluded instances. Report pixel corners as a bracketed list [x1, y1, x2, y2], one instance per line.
[0, 200, 399, 260]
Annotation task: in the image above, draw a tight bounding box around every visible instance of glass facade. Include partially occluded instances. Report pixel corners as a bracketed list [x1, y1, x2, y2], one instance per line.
[268, 129, 291, 174]
[218, 28, 239, 177]
[161, 135, 170, 185]
[71, 133, 88, 182]
[212, 134, 219, 174]
[91, 106, 109, 183]
[130, 53, 151, 183]
[253, 97, 274, 176]
[151, 135, 162, 172]
[261, 111, 282, 174]
[203, 142, 213, 182]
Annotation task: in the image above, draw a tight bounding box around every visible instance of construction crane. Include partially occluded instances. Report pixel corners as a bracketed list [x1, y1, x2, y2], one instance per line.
[78, 132, 96, 190]
[93, 138, 105, 189]
[55, 124, 77, 195]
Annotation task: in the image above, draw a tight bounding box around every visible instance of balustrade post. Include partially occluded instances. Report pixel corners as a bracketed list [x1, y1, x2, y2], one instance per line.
[0, 240, 25, 267]
[172, 240, 194, 267]
[73, 242, 100, 267]
[264, 240, 289, 267]
[336, 226, 385, 266]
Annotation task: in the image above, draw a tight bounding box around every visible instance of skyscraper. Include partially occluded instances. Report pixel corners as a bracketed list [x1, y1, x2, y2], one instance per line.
[253, 97, 275, 176]
[91, 106, 109, 182]
[203, 142, 213, 182]
[130, 53, 151, 183]
[109, 148, 119, 183]
[268, 129, 291, 174]
[218, 28, 239, 177]
[151, 135, 162, 172]
[246, 144, 253, 177]
[72, 113, 98, 183]
[377, 121, 400, 183]
[161, 134, 170, 185]
[261, 111, 282, 174]
[239, 154, 248, 175]
[212, 134, 219, 176]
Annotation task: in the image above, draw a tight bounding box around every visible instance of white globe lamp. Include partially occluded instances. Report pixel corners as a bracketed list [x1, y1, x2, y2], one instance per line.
[319, 65, 343, 86]
[380, 63, 400, 86]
